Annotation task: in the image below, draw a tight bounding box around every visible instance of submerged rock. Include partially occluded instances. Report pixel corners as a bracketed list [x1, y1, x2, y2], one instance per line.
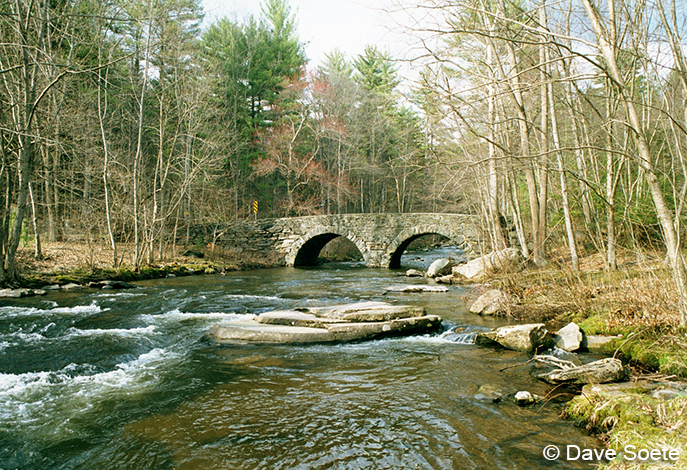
[475, 323, 553, 353]
[475, 384, 507, 403]
[0, 288, 36, 298]
[88, 280, 137, 290]
[208, 301, 442, 344]
[61, 283, 84, 290]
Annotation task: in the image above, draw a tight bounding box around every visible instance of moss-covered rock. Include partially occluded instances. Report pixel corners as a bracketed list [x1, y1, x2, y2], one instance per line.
[566, 385, 687, 469]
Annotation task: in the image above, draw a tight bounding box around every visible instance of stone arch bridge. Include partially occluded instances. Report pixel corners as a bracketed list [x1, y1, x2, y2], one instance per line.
[216, 213, 482, 268]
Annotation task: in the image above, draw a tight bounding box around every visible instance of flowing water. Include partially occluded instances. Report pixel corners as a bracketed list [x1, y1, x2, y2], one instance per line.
[0, 249, 601, 469]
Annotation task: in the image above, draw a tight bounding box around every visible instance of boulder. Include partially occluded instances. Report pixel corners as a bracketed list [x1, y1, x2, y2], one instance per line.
[384, 285, 449, 294]
[426, 258, 456, 278]
[514, 391, 536, 406]
[295, 301, 425, 321]
[435, 275, 459, 285]
[469, 289, 511, 315]
[554, 322, 583, 352]
[475, 323, 553, 352]
[88, 280, 137, 290]
[61, 283, 84, 290]
[453, 248, 522, 280]
[0, 288, 34, 298]
[405, 269, 425, 278]
[652, 389, 684, 401]
[257, 310, 346, 328]
[536, 358, 628, 385]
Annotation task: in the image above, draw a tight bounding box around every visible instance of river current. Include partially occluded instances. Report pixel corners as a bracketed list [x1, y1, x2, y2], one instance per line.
[0, 249, 600, 469]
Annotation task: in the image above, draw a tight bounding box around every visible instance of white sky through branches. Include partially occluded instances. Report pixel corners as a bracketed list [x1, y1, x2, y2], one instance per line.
[201, 0, 405, 69]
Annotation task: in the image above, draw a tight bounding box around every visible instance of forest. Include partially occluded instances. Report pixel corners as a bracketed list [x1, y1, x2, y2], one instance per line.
[1, 0, 687, 323]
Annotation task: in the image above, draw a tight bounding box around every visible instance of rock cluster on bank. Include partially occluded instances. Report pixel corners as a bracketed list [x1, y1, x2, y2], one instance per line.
[425, 249, 523, 286]
[0, 280, 138, 297]
[208, 301, 442, 344]
[0, 288, 46, 298]
[474, 321, 631, 386]
[475, 321, 621, 354]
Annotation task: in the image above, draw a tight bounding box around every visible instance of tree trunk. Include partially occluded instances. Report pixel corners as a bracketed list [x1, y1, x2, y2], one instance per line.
[486, 41, 507, 250]
[97, 62, 118, 267]
[582, 0, 687, 324]
[496, 0, 544, 264]
[605, 87, 617, 271]
[537, 1, 549, 264]
[29, 182, 42, 260]
[548, 73, 579, 271]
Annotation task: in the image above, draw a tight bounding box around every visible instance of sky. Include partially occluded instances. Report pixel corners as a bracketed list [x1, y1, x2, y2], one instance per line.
[200, 0, 408, 69]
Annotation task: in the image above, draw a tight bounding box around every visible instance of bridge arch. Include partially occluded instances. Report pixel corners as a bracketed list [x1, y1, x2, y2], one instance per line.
[386, 224, 461, 268]
[286, 227, 371, 267]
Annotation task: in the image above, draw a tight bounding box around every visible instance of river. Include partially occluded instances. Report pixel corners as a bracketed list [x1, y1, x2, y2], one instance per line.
[0, 248, 601, 469]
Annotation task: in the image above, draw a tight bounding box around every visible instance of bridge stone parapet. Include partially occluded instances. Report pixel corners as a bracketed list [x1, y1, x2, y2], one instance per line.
[218, 213, 482, 268]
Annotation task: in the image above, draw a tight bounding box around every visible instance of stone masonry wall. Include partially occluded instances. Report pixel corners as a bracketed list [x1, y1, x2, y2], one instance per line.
[217, 213, 482, 268]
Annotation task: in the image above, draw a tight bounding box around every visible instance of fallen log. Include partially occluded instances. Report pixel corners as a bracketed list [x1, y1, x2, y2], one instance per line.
[536, 357, 628, 385]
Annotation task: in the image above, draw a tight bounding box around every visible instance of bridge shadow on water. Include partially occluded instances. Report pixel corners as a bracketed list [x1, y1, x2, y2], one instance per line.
[300, 233, 466, 271]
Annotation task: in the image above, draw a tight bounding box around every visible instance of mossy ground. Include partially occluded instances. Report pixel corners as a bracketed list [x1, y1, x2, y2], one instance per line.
[566, 389, 687, 469]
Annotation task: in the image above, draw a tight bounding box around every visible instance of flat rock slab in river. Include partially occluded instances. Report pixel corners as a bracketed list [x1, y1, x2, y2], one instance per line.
[384, 285, 449, 293]
[210, 315, 442, 344]
[256, 310, 348, 328]
[294, 301, 426, 321]
[209, 301, 442, 344]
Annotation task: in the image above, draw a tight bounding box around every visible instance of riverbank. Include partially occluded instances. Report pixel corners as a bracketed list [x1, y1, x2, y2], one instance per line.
[14, 242, 278, 289]
[481, 248, 687, 469]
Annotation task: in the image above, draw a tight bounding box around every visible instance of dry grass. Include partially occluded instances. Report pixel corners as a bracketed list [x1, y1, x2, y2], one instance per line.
[493, 250, 680, 331]
[487, 246, 687, 378]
